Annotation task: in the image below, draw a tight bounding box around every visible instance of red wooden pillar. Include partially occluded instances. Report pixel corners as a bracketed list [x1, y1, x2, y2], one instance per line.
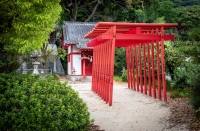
[93, 47, 96, 93]
[83, 60, 86, 78]
[129, 46, 133, 89]
[135, 46, 139, 91]
[156, 28, 161, 100]
[132, 46, 136, 90]
[96, 45, 100, 95]
[148, 43, 152, 96]
[101, 44, 103, 98]
[130, 46, 134, 89]
[143, 44, 147, 95]
[105, 41, 109, 103]
[161, 26, 167, 102]
[126, 46, 131, 88]
[151, 30, 156, 99]
[99, 44, 102, 98]
[139, 44, 143, 93]
[126, 47, 129, 88]
[109, 25, 116, 106]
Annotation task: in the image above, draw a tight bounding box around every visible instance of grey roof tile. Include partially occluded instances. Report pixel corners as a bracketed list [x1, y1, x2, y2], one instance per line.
[63, 21, 96, 48]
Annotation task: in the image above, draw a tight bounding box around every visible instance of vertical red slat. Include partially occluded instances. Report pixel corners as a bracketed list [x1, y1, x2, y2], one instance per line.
[96, 46, 99, 94]
[126, 46, 130, 88]
[143, 44, 147, 95]
[109, 25, 116, 106]
[148, 44, 152, 96]
[104, 42, 107, 102]
[128, 46, 132, 88]
[107, 40, 112, 103]
[132, 46, 136, 90]
[101, 43, 106, 101]
[139, 44, 143, 93]
[91, 47, 95, 92]
[161, 26, 167, 102]
[130, 46, 133, 89]
[135, 46, 139, 91]
[98, 45, 101, 95]
[106, 41, 109, 103]
[151, 30, 156, 99]
[156, 28, 161, 100]
[101, 44, 104, 99]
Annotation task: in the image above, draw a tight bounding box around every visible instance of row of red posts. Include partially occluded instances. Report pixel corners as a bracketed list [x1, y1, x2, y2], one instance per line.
[85, 22, 178, 106]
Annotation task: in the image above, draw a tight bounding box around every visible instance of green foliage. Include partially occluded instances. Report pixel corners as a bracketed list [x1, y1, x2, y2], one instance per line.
[157, 0, 177, 23]
[114, 76, 122, 82]
[52, 73, 61, 80]
[170, 88, 190, 98]
[0, 73, 90, 130]
[114, 48, 126, 76]
[121, 70, 128, 82]
[0, 1, 62, 53]
[154, 16, 165, 23]
[171, 67, 190, 89]
[190, 66, 200, 117]
[175, 5, 200, 40]
[165, 41, 185, 80]
[0, 0, 62, 72]
[57, 48, 67, 60]
[171, 0, 200, 7]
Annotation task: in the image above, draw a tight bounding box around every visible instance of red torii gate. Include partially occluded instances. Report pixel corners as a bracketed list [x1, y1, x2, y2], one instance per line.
[84, 22, 178, 106]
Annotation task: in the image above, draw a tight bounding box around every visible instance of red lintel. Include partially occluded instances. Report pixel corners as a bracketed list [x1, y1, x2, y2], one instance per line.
[85, 22, 178, 38]
[87, 34, 175, 47]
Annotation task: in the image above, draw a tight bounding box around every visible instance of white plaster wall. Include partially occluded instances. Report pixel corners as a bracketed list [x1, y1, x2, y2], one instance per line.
[73, 54, 81, 75]
[68, 46, 71, 54]
[68, 61, 71, 75]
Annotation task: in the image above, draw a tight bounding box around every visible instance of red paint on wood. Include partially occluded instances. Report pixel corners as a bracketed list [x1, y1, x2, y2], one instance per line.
[139, 44, 143, 93]
[161, 26, 167, 102]
[148, 44, 152, 96]
[143, 44, 147, 95]
[85, 22, 177, 106]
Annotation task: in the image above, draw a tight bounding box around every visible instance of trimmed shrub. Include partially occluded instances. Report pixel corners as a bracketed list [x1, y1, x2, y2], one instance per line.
[0, 73, 90, 131]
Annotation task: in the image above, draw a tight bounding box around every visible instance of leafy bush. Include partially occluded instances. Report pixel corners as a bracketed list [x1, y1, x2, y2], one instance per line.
[171, 67, 190, 89]
[190, 66, 200, 117]
[52, 73, 60, 80]
[114, 76, 122, 82]
[0, 73, 90, 130]
[121, 70, 128, 82]
[114, 48, 126, 76]
[170, 88, 190, 98]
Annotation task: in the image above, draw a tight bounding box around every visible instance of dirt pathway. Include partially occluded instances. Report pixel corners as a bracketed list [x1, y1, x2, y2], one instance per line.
[68, 82, 189, 131]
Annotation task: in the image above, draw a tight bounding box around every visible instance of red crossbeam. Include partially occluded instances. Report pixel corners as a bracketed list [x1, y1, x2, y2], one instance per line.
[87, 34, 174, 47]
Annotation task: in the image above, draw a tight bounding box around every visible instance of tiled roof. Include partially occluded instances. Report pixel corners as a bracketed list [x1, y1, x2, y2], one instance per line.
[63, 21, 96, 48]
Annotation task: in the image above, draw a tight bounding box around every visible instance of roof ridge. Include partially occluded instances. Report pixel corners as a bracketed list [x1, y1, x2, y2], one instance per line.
[63, 21, 97, 25]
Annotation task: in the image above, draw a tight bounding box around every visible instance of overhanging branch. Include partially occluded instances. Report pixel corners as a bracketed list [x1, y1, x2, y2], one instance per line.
[85, 1, 100, 22]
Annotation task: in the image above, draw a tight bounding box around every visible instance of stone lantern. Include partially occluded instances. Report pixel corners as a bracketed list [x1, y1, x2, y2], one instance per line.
[30, 51, 41, 75]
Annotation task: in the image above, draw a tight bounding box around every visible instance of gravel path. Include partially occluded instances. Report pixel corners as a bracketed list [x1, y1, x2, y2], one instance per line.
[68, 82, 189, 131]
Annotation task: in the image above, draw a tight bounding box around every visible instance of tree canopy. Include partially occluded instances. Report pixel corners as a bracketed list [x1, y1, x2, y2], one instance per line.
[0, 0, 62, 72]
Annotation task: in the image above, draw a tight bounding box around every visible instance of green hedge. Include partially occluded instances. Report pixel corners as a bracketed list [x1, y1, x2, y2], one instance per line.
[190, 67, 200, 117]
[0, 73, 90, 131]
